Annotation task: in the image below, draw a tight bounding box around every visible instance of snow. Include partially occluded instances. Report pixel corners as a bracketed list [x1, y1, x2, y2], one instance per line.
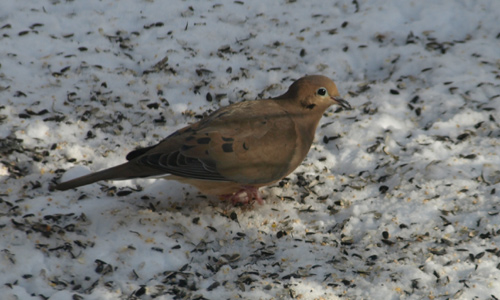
[1, 0, 499, 299]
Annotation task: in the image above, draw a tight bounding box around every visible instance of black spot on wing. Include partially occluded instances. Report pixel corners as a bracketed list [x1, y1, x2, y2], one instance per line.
[243, 142, 249, 150]
[222, 136, 234, 142]
[197, 137, 211, 144]
[222, 143, 233, 153]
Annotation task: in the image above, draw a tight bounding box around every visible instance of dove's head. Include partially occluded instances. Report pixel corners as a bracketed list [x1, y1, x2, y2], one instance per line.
[276, 75, 351, 113]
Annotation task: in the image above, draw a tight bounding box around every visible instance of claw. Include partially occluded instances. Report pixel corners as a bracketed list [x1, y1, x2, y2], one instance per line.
[219, 186, 264, 205]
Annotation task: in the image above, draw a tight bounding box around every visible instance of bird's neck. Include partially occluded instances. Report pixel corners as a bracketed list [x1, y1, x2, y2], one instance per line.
[296, 112, 323, 151]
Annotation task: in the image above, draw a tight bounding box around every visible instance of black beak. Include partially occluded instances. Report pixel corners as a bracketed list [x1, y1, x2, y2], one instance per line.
[332, 96, 352, 110]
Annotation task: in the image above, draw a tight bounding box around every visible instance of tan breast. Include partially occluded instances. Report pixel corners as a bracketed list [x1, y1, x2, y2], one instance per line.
[164, 175, 277, 196]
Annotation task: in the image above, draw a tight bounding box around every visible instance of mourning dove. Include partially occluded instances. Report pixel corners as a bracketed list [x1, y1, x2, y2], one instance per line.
[55, 75, 351, 204]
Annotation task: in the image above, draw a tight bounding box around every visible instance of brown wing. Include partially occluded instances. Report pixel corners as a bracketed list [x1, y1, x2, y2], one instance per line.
[130, 100, 299, 184]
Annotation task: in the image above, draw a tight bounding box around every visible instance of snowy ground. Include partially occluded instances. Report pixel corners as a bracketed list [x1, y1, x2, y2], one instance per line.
[1, 0, 499, 299]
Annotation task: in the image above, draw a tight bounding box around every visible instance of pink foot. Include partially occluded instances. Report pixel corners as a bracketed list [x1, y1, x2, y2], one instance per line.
[220, 186, 264, 205]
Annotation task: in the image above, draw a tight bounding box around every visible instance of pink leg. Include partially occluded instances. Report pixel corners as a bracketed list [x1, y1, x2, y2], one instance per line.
[220, 186, 264, 205]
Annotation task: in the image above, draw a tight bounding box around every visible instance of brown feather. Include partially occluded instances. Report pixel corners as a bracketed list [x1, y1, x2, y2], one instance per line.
[54, 75, 351, 200]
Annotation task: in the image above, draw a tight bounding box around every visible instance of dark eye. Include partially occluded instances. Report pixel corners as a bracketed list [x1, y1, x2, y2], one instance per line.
[317, 87, 327, 96]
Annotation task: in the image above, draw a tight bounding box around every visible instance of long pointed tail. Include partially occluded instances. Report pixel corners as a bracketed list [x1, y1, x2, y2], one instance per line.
[55, 163, 135, 191]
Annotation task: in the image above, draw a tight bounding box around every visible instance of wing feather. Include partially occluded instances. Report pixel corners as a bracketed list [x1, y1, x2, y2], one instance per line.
[125, 100, 299, 183]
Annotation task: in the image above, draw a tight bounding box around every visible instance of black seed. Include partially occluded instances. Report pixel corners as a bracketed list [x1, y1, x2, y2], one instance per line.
[378, 175, 389, 183]
[147, 103, 159, 109]
[154, 115, 166, 123]
[381, 239, 394, 246]
[341, 279, 351, 286]
[25, 108, 46, 115]
[197, 137, 211, 144]
[207, 281, 220, 291]
[461, 154, 476, 159]
[323, 135, 340, 144]
[222, 143, 233, 153]
[457, 133, 469, 141]
[429, 247, 447, 255]
[134, 286, 146, 297]
[160, 98, 169, 106]
[14, 91, 27, 97]
[366, 142, 380, 153]
[195, 68, 213, 76]
[86, 131, 96, 139]
[379, 185, 389, 193]
[215, 93, 227, 101]
[19, 113, 31, 119]
[117, 190, 133, 197]
[390, 89, 399, 95]
[479, 232, 491, 239]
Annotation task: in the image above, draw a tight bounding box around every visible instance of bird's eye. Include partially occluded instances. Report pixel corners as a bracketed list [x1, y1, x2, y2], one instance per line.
[317, 87, 328, 96]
